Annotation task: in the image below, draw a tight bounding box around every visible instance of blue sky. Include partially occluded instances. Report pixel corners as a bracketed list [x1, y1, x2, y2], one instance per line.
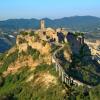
[0, 0, 99, 20]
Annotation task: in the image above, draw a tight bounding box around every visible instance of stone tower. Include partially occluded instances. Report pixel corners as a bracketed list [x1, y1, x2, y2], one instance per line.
[40, 20, 45, 30]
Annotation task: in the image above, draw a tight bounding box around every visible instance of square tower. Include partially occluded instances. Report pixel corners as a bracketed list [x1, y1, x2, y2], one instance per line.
[40, 20, 45, 30]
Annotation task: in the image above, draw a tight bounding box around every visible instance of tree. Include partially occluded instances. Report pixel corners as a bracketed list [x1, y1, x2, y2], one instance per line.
[89, 85, 100, 100]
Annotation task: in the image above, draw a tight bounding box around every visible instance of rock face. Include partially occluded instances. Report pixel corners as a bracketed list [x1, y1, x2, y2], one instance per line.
[34, 72, 57, 89]
[16, 34, 52, 65]
[66, 32, 83, 55]
[57, 32, 65, 43]
[85, 39, 100, 55]
[64, 46, 72, 63]
[18, 43, 28, 53]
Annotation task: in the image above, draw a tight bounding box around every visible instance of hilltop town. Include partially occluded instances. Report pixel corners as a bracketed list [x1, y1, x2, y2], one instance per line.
[0, 20, 100, 100]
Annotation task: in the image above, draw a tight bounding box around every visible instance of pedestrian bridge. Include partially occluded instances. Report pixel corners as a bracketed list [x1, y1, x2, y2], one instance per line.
[52, 45, 92, 88]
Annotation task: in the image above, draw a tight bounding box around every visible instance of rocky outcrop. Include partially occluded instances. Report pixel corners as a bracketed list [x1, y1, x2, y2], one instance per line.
[64, 45, 72, 62]
[16, 34, 52, 65]
[66, 32, 83, 55]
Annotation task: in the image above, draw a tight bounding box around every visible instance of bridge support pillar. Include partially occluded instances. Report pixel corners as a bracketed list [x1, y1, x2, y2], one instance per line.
[64, 77, 67, 83]
[68, 79, 70, 85]
[58, 66, 61, 76]
[70, 80, 73, 85]
[55, 63, 58, 72]
[61, 71, 64, 82]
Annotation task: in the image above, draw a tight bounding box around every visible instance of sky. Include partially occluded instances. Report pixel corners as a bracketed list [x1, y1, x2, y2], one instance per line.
[0, 0, 100, 20]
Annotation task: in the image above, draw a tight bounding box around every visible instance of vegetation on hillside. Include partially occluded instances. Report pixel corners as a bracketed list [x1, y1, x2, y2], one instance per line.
[0, 50, 18, 73]
[0, 64, 68, 100]
[57, 43, 100, 86]
[0, 31, 100, 100]
[27, 46, 40, 60]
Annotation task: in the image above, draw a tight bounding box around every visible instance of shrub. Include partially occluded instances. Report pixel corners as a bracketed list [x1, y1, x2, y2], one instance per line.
[20, 31, 28, 36]
[29, 31, 35, 36]
[18, 38, 27, 44]
[27, 46, 40, 60]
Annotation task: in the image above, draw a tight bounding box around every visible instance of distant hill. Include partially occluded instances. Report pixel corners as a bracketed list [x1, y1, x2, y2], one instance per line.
[0, 39, 10, 53]
[0, 34, 16, 53]
[0, 16, 100, 32]
[0, 16, 100, 53]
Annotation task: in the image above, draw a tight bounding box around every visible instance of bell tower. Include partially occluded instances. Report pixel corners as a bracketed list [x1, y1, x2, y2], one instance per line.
[40, 20, 45, 30]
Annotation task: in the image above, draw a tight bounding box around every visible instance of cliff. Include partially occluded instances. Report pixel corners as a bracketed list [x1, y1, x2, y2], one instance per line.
[0, 32, 68, 100]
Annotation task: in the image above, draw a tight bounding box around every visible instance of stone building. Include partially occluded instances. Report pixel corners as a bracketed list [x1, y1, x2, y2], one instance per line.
[40, 20, 45, 30]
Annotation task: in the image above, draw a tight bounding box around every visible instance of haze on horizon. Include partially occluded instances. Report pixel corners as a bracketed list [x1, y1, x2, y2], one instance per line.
[0, 0, 100, 20]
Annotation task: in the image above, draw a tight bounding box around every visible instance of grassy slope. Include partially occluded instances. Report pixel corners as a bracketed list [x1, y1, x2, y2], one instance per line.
[0, 61, 67, 100]
[0, 43, 100, 100]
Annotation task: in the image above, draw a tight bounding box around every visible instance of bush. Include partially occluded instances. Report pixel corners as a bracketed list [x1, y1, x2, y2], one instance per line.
[20, 31, 28, 36]
[0, 92, 15, 100]
[89, 85, 100, 100]
[29, 31, 35, 36]
[18, 38, 27, 44]
[27, 46, 40, 60]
